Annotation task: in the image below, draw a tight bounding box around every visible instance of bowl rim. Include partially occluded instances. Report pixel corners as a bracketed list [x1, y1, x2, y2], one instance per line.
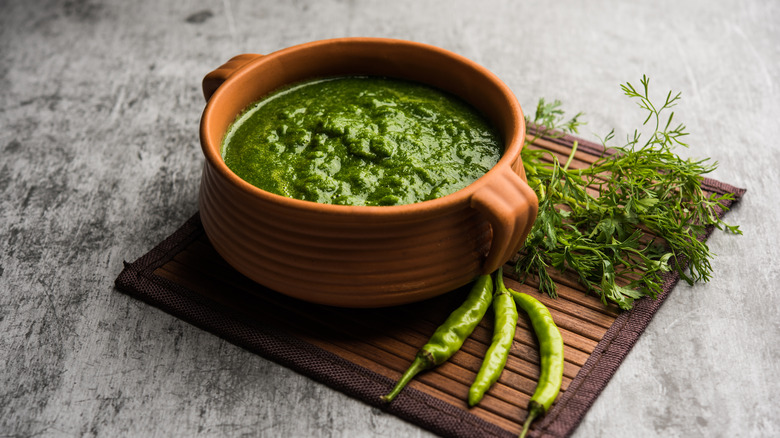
[200, 37, 526, 217]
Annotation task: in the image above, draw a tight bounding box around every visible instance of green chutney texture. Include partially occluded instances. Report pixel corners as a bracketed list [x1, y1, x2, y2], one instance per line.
[222, 76, 502, 206]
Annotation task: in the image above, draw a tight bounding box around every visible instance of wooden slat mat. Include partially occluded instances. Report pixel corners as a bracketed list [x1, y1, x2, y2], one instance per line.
[115, 132, 744, 438]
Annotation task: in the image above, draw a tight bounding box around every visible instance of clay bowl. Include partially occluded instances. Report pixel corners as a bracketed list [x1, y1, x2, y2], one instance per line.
[199, 37, 538, 308]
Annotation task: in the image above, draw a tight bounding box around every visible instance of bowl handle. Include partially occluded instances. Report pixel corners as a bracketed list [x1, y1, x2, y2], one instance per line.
[470, 164, 539, 275]
[202, 54, 264, 101]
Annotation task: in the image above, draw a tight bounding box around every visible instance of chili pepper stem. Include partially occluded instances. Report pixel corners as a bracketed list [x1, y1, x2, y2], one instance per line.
[518, 403, 545, 438]
[496, 266, 505, 290]
[381, 355, 430, 402]
[518, 412, 536, 438]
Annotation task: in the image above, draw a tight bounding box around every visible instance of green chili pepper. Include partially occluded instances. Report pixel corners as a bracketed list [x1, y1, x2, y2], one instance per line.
[468, 268, 519, 407]
[509, 289, 564, 438]
[381, 274, 493, 403]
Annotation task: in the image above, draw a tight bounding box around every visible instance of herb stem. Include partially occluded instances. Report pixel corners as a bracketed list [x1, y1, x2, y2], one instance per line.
[562, 141, 578, 172]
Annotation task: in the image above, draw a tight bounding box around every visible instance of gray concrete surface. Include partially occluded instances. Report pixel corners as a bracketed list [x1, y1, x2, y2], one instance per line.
[1, 0, 778, 436]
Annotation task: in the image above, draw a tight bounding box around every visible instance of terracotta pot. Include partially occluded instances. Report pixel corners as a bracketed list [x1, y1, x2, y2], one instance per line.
[199, 38, 538, 308]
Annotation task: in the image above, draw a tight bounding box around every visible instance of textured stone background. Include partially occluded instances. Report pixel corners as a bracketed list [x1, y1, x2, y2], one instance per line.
[1, 0, 778, 436]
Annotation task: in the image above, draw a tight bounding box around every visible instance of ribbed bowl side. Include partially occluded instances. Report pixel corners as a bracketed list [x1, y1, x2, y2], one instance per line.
[199, 162, 493, 307]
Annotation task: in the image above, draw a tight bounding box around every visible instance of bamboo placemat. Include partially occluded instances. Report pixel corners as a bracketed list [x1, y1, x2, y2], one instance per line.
[115, 132, 744, 437]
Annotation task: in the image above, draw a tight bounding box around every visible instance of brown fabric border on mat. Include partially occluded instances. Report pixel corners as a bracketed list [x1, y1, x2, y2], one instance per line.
[115, 133, 745, 438]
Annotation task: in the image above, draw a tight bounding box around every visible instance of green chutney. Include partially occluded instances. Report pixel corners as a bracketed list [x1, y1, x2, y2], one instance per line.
[222, 76, 502, 206]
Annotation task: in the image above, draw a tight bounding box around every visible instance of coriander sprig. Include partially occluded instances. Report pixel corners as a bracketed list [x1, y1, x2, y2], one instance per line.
[517, 76, 741, 310]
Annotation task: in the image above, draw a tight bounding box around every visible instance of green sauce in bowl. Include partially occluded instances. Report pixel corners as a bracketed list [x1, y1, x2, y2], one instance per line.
[222, 76, 502, 206]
